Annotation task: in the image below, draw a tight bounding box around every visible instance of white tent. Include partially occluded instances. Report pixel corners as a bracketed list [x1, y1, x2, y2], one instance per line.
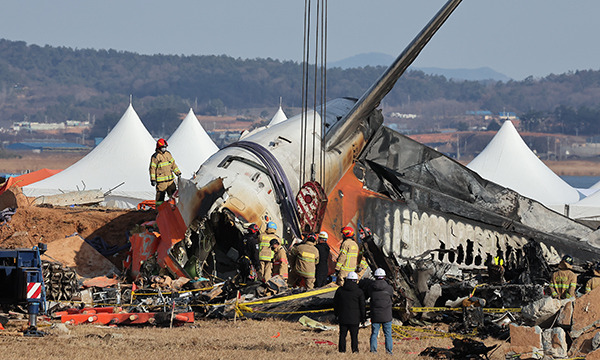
[167, 108, 219, 177]
[267, 105, 287, 126]
[24, 104, 156, 208]
[240, 103, 288, 140]
[568, 188, 600, 220]
[467, 120, 581, 206]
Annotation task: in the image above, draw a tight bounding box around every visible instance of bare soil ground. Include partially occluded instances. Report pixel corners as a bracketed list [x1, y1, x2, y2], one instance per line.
[0, 187, 156, 269]
[0, 318, 510, 360]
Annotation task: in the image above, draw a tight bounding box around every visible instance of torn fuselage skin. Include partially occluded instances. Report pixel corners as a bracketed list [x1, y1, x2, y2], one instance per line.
[174, 98, 383, 278]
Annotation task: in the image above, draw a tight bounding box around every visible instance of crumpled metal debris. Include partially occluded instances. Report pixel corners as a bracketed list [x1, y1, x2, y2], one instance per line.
[0, 207, 16, 225]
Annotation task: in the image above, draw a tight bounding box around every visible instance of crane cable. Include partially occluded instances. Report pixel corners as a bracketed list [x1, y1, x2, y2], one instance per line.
[301, 0, 328, 187]
[300, 0, 310, 186]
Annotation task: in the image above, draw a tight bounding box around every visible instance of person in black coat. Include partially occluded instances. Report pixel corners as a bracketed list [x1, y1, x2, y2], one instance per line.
[315, 231, 331, 287]
[333, 271, 366, 353]
[366, 268, 394, 354]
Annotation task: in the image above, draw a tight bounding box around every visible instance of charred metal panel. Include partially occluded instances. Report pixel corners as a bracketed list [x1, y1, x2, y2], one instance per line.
[358, 126, 600, 263]
[362, 195, 533, 269]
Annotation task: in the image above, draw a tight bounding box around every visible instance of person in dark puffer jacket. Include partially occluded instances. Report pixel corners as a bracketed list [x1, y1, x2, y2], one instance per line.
[366, 268, 394, 354]
[333, 271, 366, 353]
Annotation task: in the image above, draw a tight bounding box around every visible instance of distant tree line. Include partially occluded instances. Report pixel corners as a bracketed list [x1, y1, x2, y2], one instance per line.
[1, 39, 600, 136]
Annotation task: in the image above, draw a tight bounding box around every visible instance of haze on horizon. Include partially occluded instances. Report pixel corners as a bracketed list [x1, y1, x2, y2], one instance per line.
[1, 0, 599, 81]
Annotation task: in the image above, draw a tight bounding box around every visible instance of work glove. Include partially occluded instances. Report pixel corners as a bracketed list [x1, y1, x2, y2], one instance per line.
[151, 180, 156, 186]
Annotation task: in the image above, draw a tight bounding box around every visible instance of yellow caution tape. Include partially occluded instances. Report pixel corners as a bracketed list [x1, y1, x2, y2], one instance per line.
[406, 307, 461, 312]
[483, 307, 521, 313]
[132, 286, 214, 297]
[470, 283, 487, 297]
[238, 307, 334, 315]
[406, 306, 521, 313]
[243, 287, 337, 306]
[55, 285, 335, 315]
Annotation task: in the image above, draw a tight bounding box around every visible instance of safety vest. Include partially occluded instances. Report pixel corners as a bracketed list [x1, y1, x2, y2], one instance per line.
[259, 233, 278, 261]
[335, 238, 359, 272]
[292, 242, 319, 278]
[149, 150, 181, 183]
[272, 247, 289, 278]
[586, 277, 600, 293]
[493, 256, 504, 266]
[550, 269, 577, 299]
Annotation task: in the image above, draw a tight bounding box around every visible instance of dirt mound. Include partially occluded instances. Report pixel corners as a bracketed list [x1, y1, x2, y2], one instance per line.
[0, 186, 157, 268]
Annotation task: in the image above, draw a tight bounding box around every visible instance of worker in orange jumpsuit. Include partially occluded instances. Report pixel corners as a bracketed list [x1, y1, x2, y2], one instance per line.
[149, 138, 181, 205]
[335, 226, 359, 286]
[550, 255, 578, 299]
[258, 221, 279, 282]
[289, 233, 319, 289]
[270, 238, 288, 280]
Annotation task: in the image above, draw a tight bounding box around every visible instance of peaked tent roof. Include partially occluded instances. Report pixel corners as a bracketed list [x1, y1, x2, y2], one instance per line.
[167, 108, 219, 177]
[268, 105, 287, 126]
[240, 104, 289, 140]
[23, 104, 156, 208]
[467, 120, 580, 206]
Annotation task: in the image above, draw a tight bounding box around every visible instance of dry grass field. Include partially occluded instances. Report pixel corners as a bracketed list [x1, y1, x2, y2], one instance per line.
[0, 318, 510, 360]
[0, 152, 87, 174]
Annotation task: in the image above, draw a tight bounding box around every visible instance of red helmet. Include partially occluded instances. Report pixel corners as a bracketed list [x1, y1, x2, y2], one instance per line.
[247, 223, 259, 234]
[341, 226, 354, 238]
[305, 233, 317, 243]
[359, 227, 372, 239]
[156, 138, 168, 148]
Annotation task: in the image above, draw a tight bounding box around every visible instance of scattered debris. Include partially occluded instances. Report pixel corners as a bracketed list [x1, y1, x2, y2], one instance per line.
[299, 315, 335, 331]
[31, 190, 104, 207]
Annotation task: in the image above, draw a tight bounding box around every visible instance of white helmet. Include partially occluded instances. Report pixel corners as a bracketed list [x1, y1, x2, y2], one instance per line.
[374, 268, 386, 278]
[318, 231, 329, 240]
[346, 271, 358, 280]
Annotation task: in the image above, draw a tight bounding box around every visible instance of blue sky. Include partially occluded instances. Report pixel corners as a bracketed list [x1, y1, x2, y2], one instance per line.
[1, 0, 599, 80]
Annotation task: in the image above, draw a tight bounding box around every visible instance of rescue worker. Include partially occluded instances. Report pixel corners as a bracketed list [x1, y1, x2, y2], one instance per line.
[335, 226, 359, 286]
[333, 271, 366, 353]
[270, 238, 288, 279]
[550, 254, 578, 299]
[149, 138, 181, 205]
[366, 268, 394, 355]
[356, 227, 372, 279]
[258, 221, 279, 282]
[488, 256, 505, 284]
[315, 231, 331, 288]
[238, 223, 260, 282]
[289, 233, 319, 289]
[585, 262, 600, 293]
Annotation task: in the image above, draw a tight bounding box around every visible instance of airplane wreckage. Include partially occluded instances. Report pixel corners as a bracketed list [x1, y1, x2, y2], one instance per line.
[136, 0, 600, 311]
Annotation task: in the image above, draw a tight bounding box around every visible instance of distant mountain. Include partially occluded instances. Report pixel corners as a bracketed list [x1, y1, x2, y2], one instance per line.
[328, 52, 395, 69]
[328, 52, 511, 82]
[418, 66, 511, 82]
